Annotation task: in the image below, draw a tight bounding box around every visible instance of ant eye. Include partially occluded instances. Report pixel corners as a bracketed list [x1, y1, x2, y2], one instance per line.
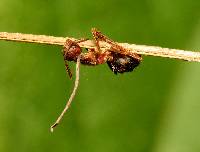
[107, 53, 140, 74]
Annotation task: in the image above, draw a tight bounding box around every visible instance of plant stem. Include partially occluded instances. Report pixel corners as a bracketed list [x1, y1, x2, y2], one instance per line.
[50, 55, 81, 132]
[0, 32, 200, 62]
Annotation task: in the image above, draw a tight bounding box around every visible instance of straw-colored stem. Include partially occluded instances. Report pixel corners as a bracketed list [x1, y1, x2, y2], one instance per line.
[50, 55, 81, 132]
[0, 32, 200, 62]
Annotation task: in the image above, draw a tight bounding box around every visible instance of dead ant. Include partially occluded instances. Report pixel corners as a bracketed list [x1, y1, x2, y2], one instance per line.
[63, 28, 142, 76]
[50, 28, 142, 132]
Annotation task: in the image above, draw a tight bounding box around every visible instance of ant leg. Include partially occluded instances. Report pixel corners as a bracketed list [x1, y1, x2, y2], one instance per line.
[91, 28, 142, 61]
[91, 28, 115, 54]
[64, 61, 73, 79]
[126, 51, 142, 61]
[91, 28, 123, 52]
[91, 28, 101, 53]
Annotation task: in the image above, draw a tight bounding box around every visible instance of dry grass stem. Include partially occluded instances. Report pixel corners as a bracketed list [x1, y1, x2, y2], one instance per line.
[0, 32, 200, 62]
[50, 55, 81, 132]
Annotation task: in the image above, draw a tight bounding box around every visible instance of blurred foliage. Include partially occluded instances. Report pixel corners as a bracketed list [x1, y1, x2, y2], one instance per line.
[0, 0, 200, 152]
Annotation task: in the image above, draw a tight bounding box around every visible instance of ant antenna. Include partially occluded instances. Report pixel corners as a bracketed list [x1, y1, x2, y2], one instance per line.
[50, 55, 81, 132]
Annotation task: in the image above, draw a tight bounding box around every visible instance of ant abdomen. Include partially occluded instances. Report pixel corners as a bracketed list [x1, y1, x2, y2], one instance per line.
[107, 52, 141, 74]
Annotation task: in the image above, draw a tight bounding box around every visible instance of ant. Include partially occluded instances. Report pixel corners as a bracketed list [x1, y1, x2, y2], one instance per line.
[63, 28, 142, 76]
[50, 28, 142, 132]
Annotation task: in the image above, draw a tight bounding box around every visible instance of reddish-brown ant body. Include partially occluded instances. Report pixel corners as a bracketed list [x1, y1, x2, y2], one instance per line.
[63, 28, 142, 76]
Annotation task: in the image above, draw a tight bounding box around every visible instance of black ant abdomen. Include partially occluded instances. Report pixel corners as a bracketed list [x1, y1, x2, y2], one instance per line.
[107, 52, 141, 74]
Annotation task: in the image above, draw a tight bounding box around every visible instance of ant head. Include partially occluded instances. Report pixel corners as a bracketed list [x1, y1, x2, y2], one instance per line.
[63, 39, 82, 61]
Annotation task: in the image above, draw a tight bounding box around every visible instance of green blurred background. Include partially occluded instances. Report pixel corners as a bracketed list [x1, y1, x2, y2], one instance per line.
[0, 0, 200, 152]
